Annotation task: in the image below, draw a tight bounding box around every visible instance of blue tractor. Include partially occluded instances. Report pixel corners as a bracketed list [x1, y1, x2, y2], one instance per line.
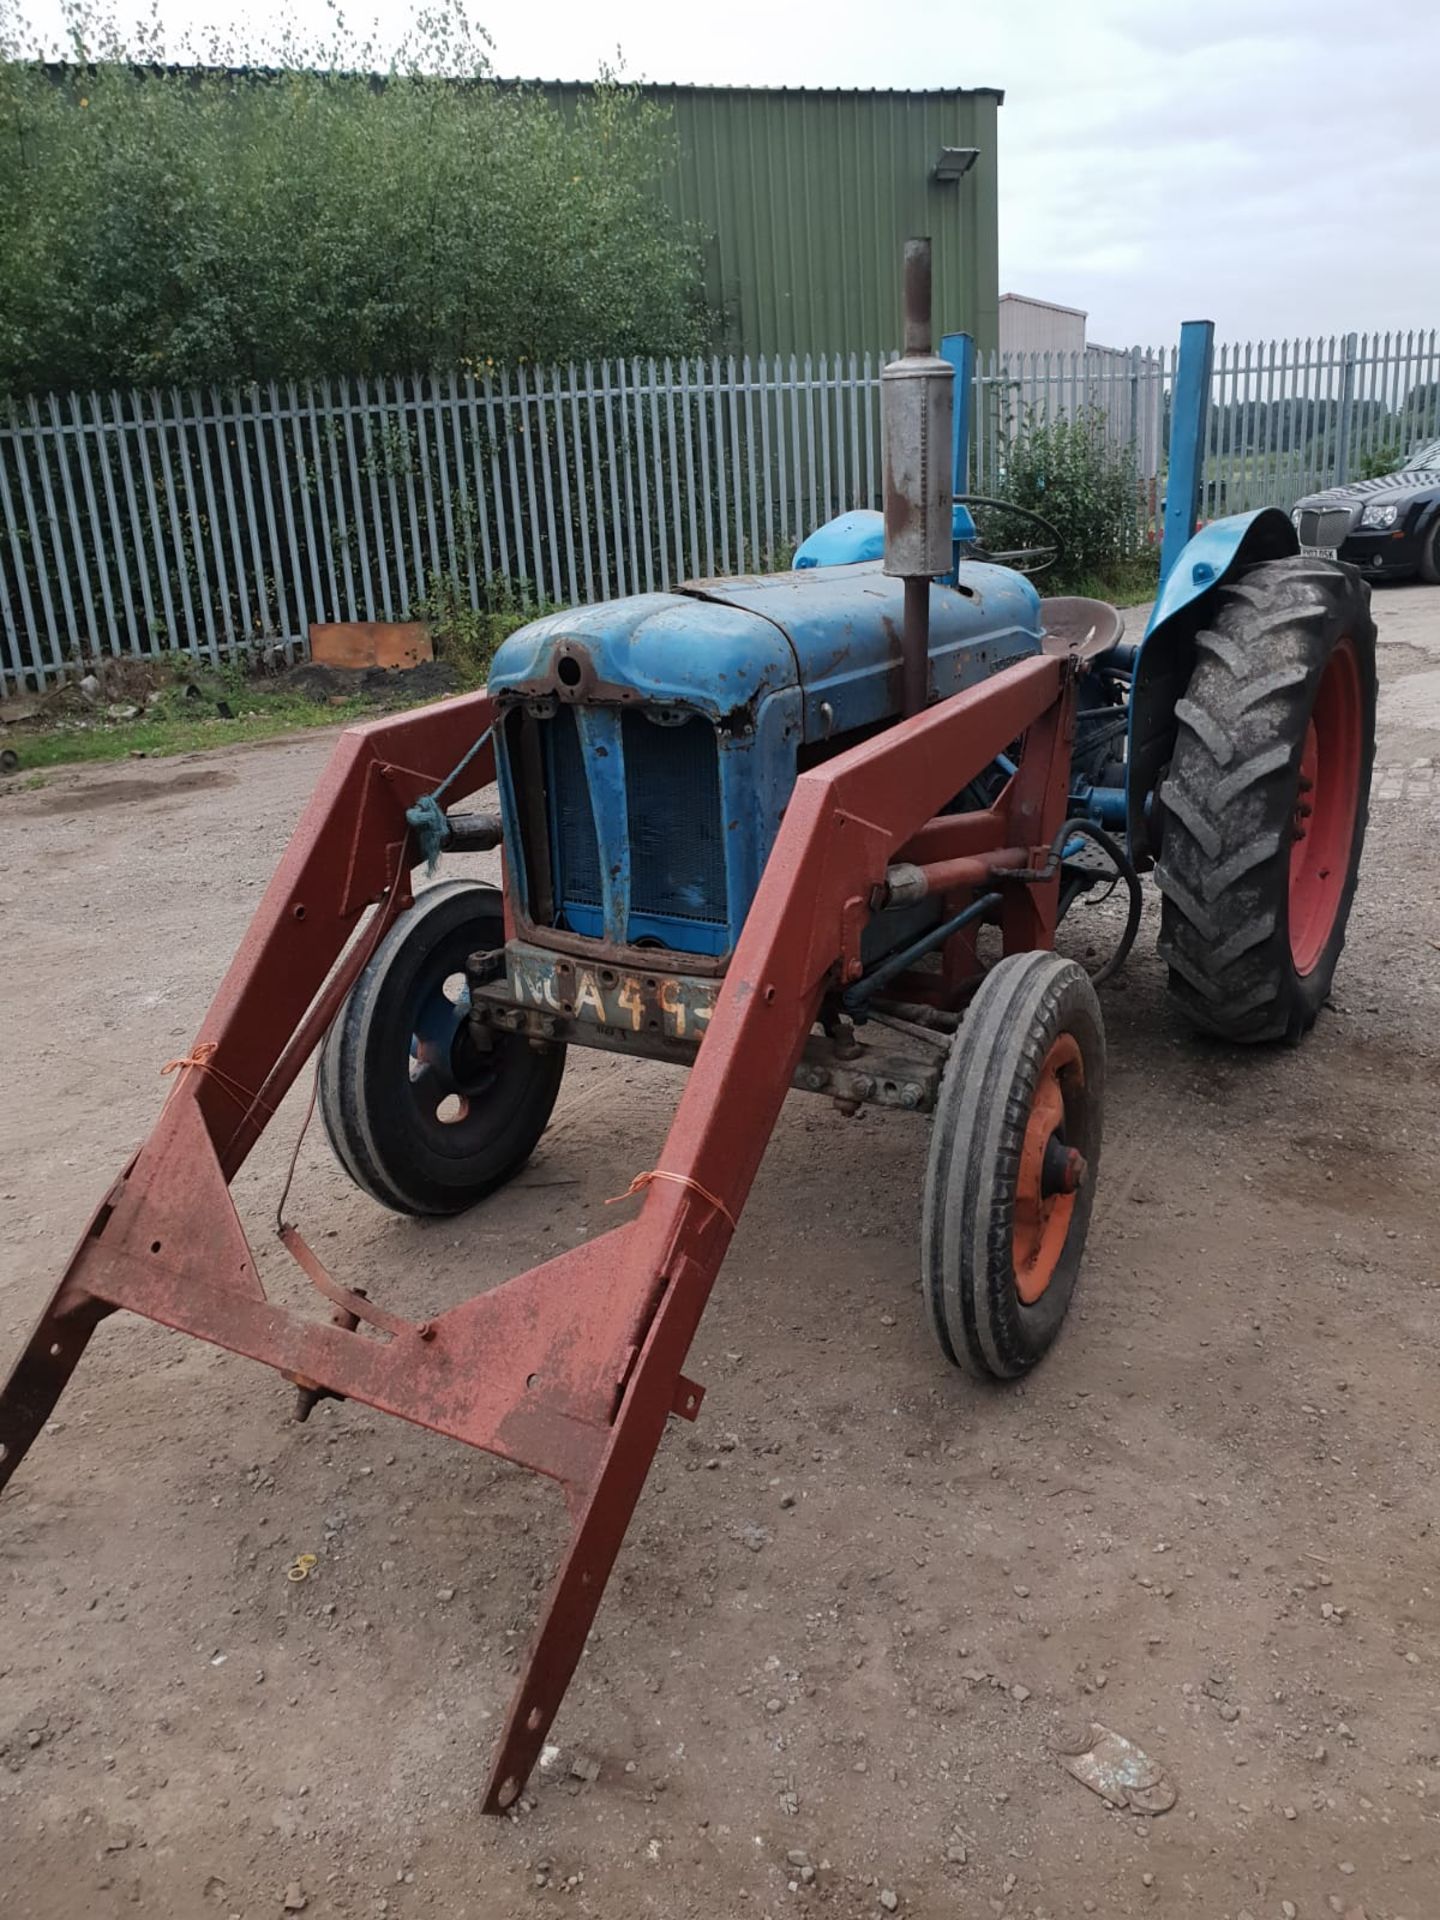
[318, 256, 1377, 1380]
[0, 244, 1378, 1812]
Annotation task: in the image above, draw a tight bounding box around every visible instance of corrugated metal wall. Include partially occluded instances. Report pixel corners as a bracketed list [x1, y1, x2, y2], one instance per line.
[540, 85, 1002, 358]
[999, 295, 1087, 357]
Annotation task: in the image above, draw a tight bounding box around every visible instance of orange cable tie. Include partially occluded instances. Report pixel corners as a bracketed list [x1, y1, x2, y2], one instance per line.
[604, 1168, 738, 1232]
[160, 1042, 274, 1119]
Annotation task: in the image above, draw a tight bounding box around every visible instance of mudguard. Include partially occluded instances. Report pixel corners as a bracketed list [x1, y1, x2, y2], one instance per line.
[1126, 506, 1299, 861]
[794, 503, 979, 570]
[794, 508, 885, 568]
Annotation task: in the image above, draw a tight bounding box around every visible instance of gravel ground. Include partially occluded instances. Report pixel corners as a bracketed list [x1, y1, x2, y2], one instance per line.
[1, 582, 1438, 1920]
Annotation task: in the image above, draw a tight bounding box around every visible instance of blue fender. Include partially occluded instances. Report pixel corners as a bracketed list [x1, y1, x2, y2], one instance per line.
[794, 503, 979, 571]
[1143, 505, 1298, 640]
[794, 509, 885, 568]
[1126, 506, 1299, 859]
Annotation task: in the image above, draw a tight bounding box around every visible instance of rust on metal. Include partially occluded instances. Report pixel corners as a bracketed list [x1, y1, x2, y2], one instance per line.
[280, 1225, 434, 1342]
[502, 941, 721, 1041]
[0, 656, 1072, 1816]
[881, 238, 954, 716]
[902, 236, 933, 358]
[902, 576, 930, 720]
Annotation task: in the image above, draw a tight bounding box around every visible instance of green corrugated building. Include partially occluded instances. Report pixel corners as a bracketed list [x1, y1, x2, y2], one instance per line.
[537, 83, 1004, 360]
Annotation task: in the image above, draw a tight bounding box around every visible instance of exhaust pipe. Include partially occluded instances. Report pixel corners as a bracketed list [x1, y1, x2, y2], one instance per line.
[881, 237, 955, 717]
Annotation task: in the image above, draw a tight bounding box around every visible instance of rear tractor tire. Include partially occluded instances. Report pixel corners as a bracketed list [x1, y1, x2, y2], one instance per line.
[922, 952, 1104, 1381]
[319, 880, 565, 1216]
[1156, 556, 1376, 1044]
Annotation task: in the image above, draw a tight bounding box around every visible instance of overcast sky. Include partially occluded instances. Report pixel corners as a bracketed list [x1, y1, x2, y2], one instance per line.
[20, 0, 1440, 348]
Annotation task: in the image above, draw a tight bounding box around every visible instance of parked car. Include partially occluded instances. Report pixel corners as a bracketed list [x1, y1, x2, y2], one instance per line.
[1291, 439, 1440, 582]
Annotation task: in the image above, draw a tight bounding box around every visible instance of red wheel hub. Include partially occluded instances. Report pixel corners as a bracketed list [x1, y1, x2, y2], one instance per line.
[1012, 1034, 1084, 1304]
[1288, 637, 1363, 976]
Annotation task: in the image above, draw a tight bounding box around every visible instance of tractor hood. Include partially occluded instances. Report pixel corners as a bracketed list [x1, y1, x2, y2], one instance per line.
[486, 591, 796, 729]
[488, 562, 1044, 741]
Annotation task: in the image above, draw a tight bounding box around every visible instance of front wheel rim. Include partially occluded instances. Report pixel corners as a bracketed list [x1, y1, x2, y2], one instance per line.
[1012, 1033, 1084, 1305]
[1288, 636, 1363, 977]
[407, 965, 501, 1147]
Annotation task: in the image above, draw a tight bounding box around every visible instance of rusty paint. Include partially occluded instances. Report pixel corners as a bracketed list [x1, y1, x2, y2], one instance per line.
[507, 900, 733, 979]
[496, 641, 650, 710]
[902, 577, 930, 718]
[480, 991, 943, 1113]
[0, 655, 1071, 1818]
[502, 942, 720, 1042]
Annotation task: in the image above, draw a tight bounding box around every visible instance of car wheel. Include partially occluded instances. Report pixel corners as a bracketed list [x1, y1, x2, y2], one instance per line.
[1419, 514, 1440, 586]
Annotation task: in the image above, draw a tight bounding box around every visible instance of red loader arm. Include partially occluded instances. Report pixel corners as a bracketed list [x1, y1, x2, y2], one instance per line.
[0, 655, 1071, 1811]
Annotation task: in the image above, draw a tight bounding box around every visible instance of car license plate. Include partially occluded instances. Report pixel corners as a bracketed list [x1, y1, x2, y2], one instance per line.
[504, 940, 719, 1041]
[1300, 543, 1338, 558]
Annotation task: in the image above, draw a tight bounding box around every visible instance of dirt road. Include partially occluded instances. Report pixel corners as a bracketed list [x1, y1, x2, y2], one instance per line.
[2, 585, 1438, 1920]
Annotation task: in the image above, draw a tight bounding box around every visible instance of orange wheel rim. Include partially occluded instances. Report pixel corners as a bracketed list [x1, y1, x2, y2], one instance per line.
[1288, 635, 1363, 977]
[1012, 1033, 1083, 1304]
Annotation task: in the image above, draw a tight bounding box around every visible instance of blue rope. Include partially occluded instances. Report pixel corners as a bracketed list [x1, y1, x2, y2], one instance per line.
[406, 726, 493, 876]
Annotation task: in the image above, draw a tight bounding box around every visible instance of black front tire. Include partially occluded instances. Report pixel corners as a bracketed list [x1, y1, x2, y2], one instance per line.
[319, 881, 565, 1216]
[922, 951, 1105, 1381]
[1418, 515, 1440, 586]
[1155, 556, 1376, 1044]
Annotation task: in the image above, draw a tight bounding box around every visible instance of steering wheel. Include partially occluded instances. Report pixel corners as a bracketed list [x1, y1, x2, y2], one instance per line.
[955, 494, 1064, 577]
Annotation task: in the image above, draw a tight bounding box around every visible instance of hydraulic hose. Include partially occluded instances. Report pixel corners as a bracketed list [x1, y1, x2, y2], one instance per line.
[993, 817, 1143, 987]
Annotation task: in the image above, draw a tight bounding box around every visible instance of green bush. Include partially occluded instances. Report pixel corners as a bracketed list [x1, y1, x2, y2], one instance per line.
[992, 406, 1144, 592]
[0, 2, 714, 396]
[415, 572, 553, 684]
[1356, 443, 1401, 481]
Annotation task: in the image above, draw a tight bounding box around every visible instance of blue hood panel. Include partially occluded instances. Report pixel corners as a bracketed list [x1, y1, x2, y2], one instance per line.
[487, 564, 1047, 964]
[489, 564, 1044, 741]
[487, 593, 797, 723]
[686, 563, 1042, 736]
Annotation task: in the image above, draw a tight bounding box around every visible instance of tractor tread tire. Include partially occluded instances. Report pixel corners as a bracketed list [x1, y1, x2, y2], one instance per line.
[922, 950, 1104, 1381]
[319, 881, 565, 1216]
[1155, 556, 1376, 1044]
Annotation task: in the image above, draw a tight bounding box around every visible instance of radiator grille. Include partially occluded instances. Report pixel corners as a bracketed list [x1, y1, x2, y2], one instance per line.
[1296, 505, 1353, 550]
[545, 706, 603, 914]
[623, 712, 727, 927]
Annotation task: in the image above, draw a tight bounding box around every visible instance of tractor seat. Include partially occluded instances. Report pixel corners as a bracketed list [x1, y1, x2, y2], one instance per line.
[1038, 596, 1125, 662]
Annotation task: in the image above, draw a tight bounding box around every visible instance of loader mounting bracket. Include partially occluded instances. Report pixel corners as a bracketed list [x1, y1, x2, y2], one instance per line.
[0, 655, 1074, 1812]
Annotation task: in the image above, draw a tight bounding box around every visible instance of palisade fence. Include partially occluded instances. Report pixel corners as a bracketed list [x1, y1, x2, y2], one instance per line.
[973, 344, 1171, 487]
[2, 330, 1439, 692]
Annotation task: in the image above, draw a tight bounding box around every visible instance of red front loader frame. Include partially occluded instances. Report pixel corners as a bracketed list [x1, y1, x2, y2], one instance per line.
[0, 653, 1074, 1811]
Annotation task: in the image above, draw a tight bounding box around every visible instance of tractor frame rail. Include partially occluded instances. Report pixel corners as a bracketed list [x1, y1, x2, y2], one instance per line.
[0, 651, 1074, 1813]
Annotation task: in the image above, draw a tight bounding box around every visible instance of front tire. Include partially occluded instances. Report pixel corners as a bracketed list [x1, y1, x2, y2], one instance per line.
[1156, 557, 1376, 1044]
[319, 881, 565, 1216]
[922, 952, 1104, 1381]
[1418, 514, 1440, 586]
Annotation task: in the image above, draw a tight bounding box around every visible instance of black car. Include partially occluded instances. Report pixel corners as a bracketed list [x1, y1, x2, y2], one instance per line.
[1291, 439, 1440, 583]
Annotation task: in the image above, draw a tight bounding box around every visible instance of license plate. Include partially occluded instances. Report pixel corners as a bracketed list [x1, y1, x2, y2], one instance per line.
[1300, 543, 1338, 559]
[504, 941, 719, 1042]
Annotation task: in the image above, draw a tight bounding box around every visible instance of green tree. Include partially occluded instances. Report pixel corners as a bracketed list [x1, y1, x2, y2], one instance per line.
[0, 1, 714, 395]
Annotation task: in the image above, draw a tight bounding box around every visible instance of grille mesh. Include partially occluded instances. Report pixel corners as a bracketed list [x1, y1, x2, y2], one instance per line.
[622, 713, 727, 926]
[1297, 505, 1352, 549]
[546, 706, 603, 911]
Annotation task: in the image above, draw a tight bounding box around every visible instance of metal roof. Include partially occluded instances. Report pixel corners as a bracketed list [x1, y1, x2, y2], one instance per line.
[498, 80, 1006, 101]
